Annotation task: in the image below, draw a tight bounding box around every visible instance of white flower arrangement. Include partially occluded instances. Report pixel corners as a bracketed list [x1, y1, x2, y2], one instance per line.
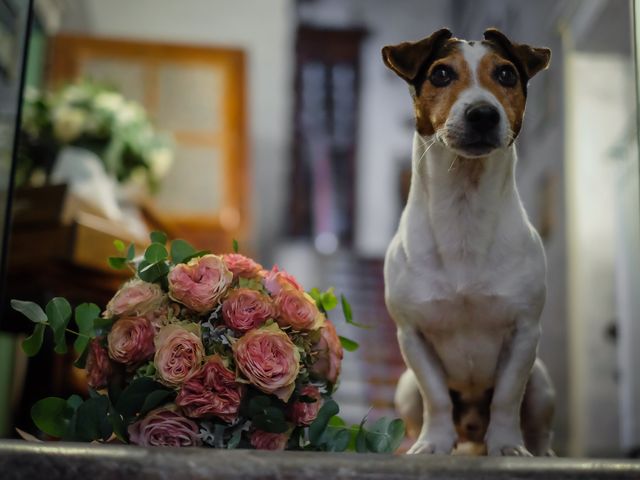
[19, 81, 173, 191]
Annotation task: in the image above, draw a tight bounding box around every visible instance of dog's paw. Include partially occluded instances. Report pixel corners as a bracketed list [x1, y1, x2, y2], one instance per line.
[490, 445, 533, 457]
[407, 432, 456, 455]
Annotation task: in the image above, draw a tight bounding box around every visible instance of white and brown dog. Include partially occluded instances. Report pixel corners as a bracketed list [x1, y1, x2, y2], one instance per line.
[382, 28, 555, 456]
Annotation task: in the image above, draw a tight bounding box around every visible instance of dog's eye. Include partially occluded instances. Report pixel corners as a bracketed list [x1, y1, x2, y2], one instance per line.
[495, 65, 518, 87]
[429, 65, 455, 87]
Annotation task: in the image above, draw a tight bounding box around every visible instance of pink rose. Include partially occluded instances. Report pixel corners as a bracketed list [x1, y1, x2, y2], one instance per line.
[107, 316, 155, 366]
[233, 323, 300, 402]
[250, 430, 289, 450]
[263, 265, 302, 295]
[310, 319, 343, 385]
[168, 254, 233, 313]
[154, 323, 205, 387]
[176, 355, 245, 423]
[128, 406, 201, 447]
[106, 279, 165, 317]
[274, 289, 325, 331]
[222, 288, 273, 332]
[223, 253, 263, 280]
[85, 339, 112, 389]
[288, 385, 322, 426]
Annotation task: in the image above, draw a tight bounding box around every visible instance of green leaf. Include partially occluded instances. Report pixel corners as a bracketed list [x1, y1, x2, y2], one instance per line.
[309, 288, 321, 304]
[144, 243, 168, 263]
[137, 260, 170, 283]
[387, 418, 406, 452]
[126, 243, 136, 261]
[170, 239, 197, 264]
[248, 395, 271, 416]
[115, 377, 167, 421]
[66, 394, 84, 411]
[232, 238, 239, 253]
[181, 250, 210, 264]
[73, 344, 90, 368]
[339, 336, 359, 352]
[253, 407, 288, 434]
[108, 256, 127, 270]
[74, 395, 112, 441]
[150, 231, 167, 245]
[22, 324, 45, 357]
[46, 297, 72, 354]
[31, 397, 73, 437]
[323, 427, 351, 452]
[227, 428, 242, 449]
[309, 399, 339, 445]
[341, 294, 371, 329]
[320, 288, 338, 312]
[11, 299, 47, 324]
[113, 239, 125, 252]
[74, 303, 100, 355]
[328, 416, 346, 427]
[139, 390, 174, 416]
[108, 405, 127, 443]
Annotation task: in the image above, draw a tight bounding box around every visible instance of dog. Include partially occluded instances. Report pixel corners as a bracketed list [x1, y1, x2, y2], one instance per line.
[382, 28, 555, 456]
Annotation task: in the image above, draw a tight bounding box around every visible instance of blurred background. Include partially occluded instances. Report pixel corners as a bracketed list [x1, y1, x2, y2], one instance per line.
[0, 0, 639, 458]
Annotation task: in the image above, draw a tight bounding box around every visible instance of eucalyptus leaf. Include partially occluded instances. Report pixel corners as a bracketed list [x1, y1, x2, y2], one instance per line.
[232, 238, 239, 253]
[150, 231, 167, 245]
[113, 239, 125, 252]
[108, 256, 127, 270]
[138, 260, 170, 283]
[115, 377, 167, 421]
[46, 297, 71, 354]
[320, 289, 338, 312]
[339, 336, 359, 352]
[126, 243, 136, 261]
[22, 323, 45, 357]
[309, 399, 339, 445]
[139, 390, 174, 416]
[74, 395, 112, 441]
[341, 295, 371, 329]
[170, 239, 197, 264]
[75, 303, 100, 336]
[31, 397, 74, 438]
[108, 405, 127, 443]
[144, 243, 168, 263]
[11, 299, 47, 324]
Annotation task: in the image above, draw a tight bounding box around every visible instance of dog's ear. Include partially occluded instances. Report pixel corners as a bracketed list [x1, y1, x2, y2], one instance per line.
[382, 28, 453, 83]
[483, 28, 551, 80]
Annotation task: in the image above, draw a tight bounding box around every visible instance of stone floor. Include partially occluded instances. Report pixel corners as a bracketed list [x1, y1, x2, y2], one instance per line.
[0, 440, 639, 480]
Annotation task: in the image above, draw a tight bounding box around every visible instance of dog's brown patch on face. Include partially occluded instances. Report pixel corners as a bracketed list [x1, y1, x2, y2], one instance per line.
[477, 52, 526, 139]
[413, 42, 473, 136]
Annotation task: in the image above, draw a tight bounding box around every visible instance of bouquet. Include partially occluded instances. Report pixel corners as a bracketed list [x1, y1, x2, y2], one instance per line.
[18, 81, 172, 190]
[12, 233, 404, 452]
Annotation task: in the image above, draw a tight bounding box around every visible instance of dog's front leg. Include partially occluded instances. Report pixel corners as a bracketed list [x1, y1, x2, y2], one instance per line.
[397, 327, 456, 454]
[486, 319, 540, 456]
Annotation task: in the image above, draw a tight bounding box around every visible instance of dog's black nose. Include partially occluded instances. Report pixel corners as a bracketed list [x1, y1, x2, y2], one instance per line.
[465, 104, 500, 133]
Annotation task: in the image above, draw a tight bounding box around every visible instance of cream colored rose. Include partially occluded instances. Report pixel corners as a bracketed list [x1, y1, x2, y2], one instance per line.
[154, 323, 205, 387]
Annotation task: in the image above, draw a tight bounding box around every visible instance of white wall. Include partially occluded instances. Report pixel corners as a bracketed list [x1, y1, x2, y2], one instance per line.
[59, 0, 295, 261]
[298, 0, 453, 256]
